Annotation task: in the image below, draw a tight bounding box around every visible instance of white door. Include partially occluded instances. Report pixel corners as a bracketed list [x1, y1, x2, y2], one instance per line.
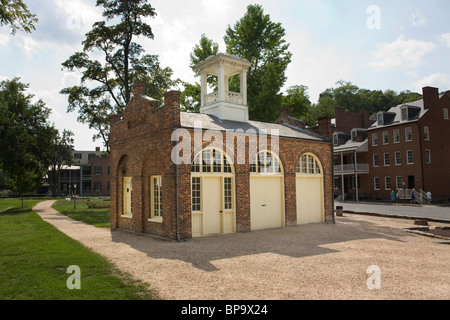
[203, 177, 222, 235]
[250, 177, 284, 231]
[296, 177, 323, 224]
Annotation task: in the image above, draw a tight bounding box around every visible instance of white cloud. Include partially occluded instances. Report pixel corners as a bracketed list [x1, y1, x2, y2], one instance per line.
[13, 35, 42, 58]
[0, 31, 10, 46]
[410, 11, 427, 27]
[441, 33, 450, 47]
[411, 73, 450, 92]
[369, 36, 435, 71]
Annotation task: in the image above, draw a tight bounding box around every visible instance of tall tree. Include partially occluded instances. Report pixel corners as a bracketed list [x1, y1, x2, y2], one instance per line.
[224, 4, 292, 122]
[0, 78, 57, 203]
[181, 34, 219, 113]
[47, 130, 74, 198]
[61, 0, 178, 152]
[0, 0, 37, 34]
[281, 85, 311, 119]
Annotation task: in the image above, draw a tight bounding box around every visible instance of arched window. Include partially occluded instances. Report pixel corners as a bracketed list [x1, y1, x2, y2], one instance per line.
[250, 151, 282, 175]
[296, 153, 322, 176]
[191, 148, 233, 174]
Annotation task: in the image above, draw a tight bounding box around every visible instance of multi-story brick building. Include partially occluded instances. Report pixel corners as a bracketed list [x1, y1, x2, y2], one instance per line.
[333, 87, 450, 202]
[109, 53, 334, 240]
[53, 148, 111, 197]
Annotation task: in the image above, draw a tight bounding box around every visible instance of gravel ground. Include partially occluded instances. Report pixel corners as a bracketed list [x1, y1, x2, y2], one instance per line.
[33, 200, 450, 300]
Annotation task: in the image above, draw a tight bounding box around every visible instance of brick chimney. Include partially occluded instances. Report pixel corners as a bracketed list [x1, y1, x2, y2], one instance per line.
[163, 90, 181, 127]
[316, 116, 332, 141]
[422, 86, 439, 110]
[279, 107, 290, 123]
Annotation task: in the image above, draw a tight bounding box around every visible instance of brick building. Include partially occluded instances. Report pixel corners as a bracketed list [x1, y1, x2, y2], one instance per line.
[109, 53, 334, 240]
[333, 87, 450, 202]
[53, 148, 110, 197]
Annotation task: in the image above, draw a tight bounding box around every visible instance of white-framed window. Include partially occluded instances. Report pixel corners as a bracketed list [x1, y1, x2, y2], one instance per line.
[423, 126, 430, 141]
[150, 176, 162, 220]
[373, 154, 379, 167]
[374, 177, 380, 190]
[425, 149, 431, 164]
[372, 133, 378, 147]
[224, 177, 233, 210]
[296, 153, 321, 176]
[396, 176, 403, 190]
[333, 133, 339, 146]
[393, 129, 400, 143]
[191, 177, 201, 212]
[351, 129, 358, 142]
[407, 150, 414, 164]
[395, 151, 402, 166]
[252, 151, 282, 175]
[384, 153, 390, 166]
[383, 131, 389, 145]
[385, 177, 391, 190]
[444, 108, 449, 120]
[192, 149, 232, 174]
[401, 107, 408, 121]
[377, 113, 384, 125]
[405, 127, 412, 142]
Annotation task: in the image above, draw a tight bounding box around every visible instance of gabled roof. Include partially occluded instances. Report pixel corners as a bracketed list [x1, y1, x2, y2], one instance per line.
[334, 139, 368, 153]
[180, 112, 326, 142]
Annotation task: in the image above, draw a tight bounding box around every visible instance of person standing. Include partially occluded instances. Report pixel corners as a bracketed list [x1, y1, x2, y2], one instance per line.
[390, 190, 395, 203]
[411, 188, 416, 203]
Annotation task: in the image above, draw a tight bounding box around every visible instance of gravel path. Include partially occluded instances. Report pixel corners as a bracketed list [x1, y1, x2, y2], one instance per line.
[33, 200, 450, 300]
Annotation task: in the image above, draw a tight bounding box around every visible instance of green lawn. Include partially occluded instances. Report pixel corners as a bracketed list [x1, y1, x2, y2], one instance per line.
[51, 199, 110, 228]
[0, 198, 160, 300]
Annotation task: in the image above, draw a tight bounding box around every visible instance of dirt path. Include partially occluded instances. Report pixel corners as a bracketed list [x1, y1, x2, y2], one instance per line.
[33, 200, 450, 300]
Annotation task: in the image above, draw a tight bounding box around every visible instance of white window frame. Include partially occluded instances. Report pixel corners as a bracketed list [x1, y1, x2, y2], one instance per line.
[407, 150, 414, 164]
[405, 127, 412, 142]
[383, 131, 389, 145]
[384, 153, 390, 166]
[395, 151, 402, 166]
[372, 133, 378, 147]
[373, 154, 379, 167]
[423, 126, 430, 141]
[385, 177, 391, 190]
[393, 129, 400, 144]
[444, 108, 449, 120]
[425, 149, 431, 164]
[396, 176, 403, 190]
[149, 176, 162, 222]
[374, 177, 380, 190]
[401, 107, 408, 121]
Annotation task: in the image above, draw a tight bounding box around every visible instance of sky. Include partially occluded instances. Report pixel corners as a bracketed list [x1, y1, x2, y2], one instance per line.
[1, 0, 450, 151]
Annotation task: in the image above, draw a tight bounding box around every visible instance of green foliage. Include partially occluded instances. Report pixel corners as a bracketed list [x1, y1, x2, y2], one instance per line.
[0, 199, 159, 299]
[225, 4, 292, 122]
[281, 85, 311, 119]
[0, 78, 58, 199]
[180, 81, 201, 113]
[0, 0, 38, 34]
[302, 80, 423, 125]
[52, 200, 110, 228]
[61, 0, 179, 152]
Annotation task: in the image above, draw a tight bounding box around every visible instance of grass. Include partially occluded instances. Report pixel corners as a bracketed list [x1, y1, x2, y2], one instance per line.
[51, 199, 110, 228]
[0, 198, 160, 300]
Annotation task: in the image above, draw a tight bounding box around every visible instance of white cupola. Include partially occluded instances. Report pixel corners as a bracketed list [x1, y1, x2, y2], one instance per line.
[195, 53, 252, 123]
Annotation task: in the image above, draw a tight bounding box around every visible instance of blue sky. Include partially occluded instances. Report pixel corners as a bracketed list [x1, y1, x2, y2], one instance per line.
[1, 0, 449, 150]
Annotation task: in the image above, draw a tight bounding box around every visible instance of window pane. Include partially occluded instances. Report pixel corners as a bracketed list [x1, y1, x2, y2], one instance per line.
[202, 150, 211, 172]
[191, 177, 201, 212]
[224, 177, 232, 210]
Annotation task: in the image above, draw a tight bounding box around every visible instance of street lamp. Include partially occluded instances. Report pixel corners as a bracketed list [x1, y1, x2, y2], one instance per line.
[74, 183, 77, 210]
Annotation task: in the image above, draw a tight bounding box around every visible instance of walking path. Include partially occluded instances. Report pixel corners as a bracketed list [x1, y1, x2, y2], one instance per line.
[33, 200, 450, 300]
[336, 201, 450, 222]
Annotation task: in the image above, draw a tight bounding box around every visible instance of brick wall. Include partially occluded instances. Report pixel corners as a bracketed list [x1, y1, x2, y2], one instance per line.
[110, 84, 334, 240]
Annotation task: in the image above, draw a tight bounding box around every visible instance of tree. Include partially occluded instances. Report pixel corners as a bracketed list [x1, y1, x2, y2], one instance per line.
[47, 130, 74, 197]
[0, 78, 57, 203]
[181, 34, 219, 113]
[281, 85, 311, 119]
[224, 4, 292, 122]
[61, 0, 178, 152]
[0, 0, 38, 34]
